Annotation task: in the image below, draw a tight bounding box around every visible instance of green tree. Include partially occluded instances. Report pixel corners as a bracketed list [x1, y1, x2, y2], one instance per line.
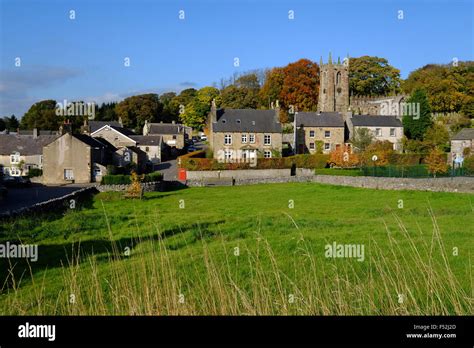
[350, 127, 374, 152]
[115, 94, 163, 131]
[423, 123, 450, 151]
[179, 87, 220, 129]
[403, 89, 432, 140]
[0, 118, 5, 131]
[20, 100, 58, 130]
[349, 56, 401, 96]
[159, 92, 179, 122]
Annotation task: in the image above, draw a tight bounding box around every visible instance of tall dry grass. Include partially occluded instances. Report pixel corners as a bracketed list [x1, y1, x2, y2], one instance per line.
[1, 205, 472, 315]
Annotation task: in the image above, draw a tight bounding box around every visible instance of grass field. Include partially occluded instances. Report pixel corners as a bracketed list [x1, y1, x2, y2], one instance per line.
[0, 183, 472, 315]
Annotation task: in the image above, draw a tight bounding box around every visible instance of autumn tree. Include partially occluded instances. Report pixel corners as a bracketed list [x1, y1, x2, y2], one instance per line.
[115, 94, 163, 131]
[349, 56, 402, 96]
[403, 61, 474, 118]
[221, 73, 260, 109]
[329, 145, 360, 168]
[20, 100, 59, 130]
[425, 147, 448, 177]
[361, 141, 395, 166]
[403, 89, 432, 140]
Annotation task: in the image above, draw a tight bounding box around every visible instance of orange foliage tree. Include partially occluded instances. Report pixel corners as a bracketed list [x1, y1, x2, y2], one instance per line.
[361, 141, 394, 166]
[329, 145, 360, 168]
[425, 147, 448, 177]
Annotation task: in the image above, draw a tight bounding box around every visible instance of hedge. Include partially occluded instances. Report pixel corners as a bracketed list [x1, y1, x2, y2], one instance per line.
[101, 171, 163, 185]
[179, 154, 329, 171]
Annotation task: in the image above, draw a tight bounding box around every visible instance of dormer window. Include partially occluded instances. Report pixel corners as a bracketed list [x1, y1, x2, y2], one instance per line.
[222, 119, 227, 124]
[236, 119, 241, 124]
[252, 121, 256, 126]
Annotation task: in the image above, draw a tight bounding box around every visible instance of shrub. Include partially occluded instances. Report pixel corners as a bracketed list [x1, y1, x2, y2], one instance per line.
[144, 171, 163, 182]
[101, 175, 131, 185]
[388, 153, 423, 166]
[328, 145, 360, 168]
[27, 168, 42, 178]
[463, 155, 474, 175]
[361, 141, 395, 166]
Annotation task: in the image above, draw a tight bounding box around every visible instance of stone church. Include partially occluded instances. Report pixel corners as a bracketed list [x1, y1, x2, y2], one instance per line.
[317, 53, 407, 116]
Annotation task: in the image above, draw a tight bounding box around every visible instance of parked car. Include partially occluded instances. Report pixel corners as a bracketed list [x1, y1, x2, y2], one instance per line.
[200, 134, 207, 141]
[0, 184, 7, 200]
[187, 145, 197, 153]
[3, 176, 32, 188]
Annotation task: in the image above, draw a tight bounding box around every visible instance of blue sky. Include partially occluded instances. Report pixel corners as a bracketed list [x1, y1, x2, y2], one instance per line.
[0, 0, 472, 117]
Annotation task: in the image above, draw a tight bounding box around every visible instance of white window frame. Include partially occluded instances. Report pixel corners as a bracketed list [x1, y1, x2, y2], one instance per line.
[324, 130, 331, 138]
[309, 130, 315, 138]
[224, 149, 233, 161]
[264, 150, 271, 158]
[390, 128, 396, 137]
[64, 169, 74, 180]
[309, 142, 315, 150]
[241, 134, 247, 143]
[324, 143, 330, 151]
[10, 152, 20, 164]
[264, 134, 271, 146]
[375, 128, 382, 137]
[224, 134, 232, 145]
[249, 134, 255, 144]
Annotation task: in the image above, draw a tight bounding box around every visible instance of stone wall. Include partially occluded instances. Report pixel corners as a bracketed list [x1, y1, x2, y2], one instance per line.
[0, 186, 98, 219]
[187, 174, 474, 193]
[186, 169, 291, 180]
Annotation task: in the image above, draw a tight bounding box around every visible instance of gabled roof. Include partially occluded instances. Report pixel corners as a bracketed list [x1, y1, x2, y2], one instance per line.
[72, 134, 107, 148]
[213, 109, 282, 133]
[148, 123, 183, 135]
[130, 135, 162, 146]
[351, 115, 402, 127]
[0, 134, 59, 155]
[295, 112, 344, 128]
[91, 125, 137, 144]
[89, 120, 122, 133]
[452, 128, 474, 140]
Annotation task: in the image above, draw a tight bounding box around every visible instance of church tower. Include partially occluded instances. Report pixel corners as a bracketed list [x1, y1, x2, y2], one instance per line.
[318, 53, 349, 113]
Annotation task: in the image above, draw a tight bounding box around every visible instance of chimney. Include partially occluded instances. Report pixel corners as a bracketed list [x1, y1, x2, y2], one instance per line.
[61, 119, 72, 135]
[33, 128, 38, 138]
[118, 117, 123, 127]
[210, 98, 217, 124]
[274, 100, 280, 124]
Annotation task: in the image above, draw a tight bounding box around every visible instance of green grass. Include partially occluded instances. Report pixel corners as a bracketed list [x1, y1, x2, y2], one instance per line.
[0, 183, 472, 315]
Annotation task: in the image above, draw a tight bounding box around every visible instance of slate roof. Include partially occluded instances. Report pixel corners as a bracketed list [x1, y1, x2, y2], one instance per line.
[452, 128, 474, 140]
[351, 115, 402, 127]
[213, 109, 282, 133]
[295, 112, 344, 128]
[89, 120, 122, 133]
[72, 134, 107, 148]
[109, 125, 136, 136]
[148, 123, 183, 135]
[0, 134, 59, 155]
[130, 135, 162, 146]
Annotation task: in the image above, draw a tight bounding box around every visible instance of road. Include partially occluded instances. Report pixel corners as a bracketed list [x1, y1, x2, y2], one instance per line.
[155, 140, 207, 181]
[0, 184, 91, 213]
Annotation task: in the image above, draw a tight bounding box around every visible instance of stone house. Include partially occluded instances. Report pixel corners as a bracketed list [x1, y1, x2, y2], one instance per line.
[451, 128, 474, 162]
[345, 114, 403, 151]
[294, 112, 345, 154]
[143, 121, 186, 149]
[90, 123, 164, 165]
[0, 129, 58, 177]
[208, 102, 283, 161]
[43, 133, 108, 184]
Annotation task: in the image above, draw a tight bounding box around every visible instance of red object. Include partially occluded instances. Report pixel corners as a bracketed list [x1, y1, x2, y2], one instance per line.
[178, 168, 187, 181]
